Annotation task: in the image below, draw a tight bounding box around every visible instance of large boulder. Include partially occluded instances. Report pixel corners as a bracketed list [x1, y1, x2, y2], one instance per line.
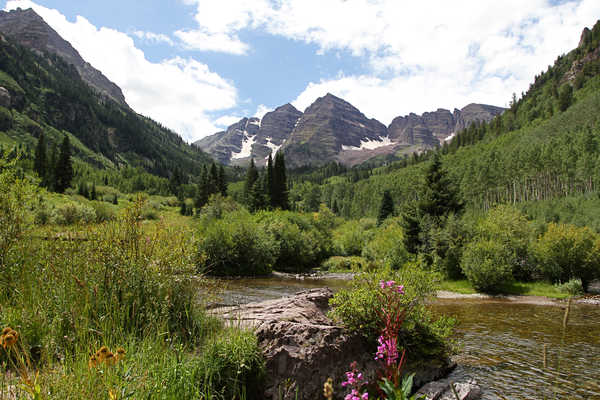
[416, 377, 482, 400]
[218, 288, 457, 400]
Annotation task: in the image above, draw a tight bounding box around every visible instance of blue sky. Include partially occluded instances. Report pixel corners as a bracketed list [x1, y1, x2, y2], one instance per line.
[3, 0, 600, 142]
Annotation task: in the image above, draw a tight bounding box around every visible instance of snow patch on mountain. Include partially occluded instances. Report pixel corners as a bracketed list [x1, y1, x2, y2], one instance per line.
[231, 131, 256, 159]
[341, 136, 394, 151]
[264, 137, 284, 159]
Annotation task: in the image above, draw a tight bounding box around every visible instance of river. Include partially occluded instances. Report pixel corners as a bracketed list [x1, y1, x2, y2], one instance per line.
[217, 275, 600, 400]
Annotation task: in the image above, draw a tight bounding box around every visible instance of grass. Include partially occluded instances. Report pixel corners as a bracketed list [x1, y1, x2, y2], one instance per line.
[0, 162, 265, 400]
[440, 279, 572, 299]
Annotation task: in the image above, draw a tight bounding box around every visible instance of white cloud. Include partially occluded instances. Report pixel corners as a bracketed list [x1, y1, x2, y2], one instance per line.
[132, 30, 175, 46]
[4, 0, 238, 142]
[183, 0, 600, 124]
[254, 104, 272, 119]
[174, 29, 248, 55]
[214, 115, 242, 128]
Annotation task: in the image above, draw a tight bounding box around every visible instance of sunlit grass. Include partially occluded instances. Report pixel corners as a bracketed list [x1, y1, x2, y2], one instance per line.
[440, 279, 572, 299]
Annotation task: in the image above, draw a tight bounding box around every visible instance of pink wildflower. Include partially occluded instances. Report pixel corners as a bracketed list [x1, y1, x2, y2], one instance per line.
[397, 285, 405, 294]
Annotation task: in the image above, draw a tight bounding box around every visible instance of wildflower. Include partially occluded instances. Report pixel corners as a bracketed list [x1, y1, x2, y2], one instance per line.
[116, 347, 126, 361]
[396, 285, 405, 295]
[104, 352, 116, 366]
[2, 333, 16, 349]
[1, 327, 12, 336]
[323, 377, 333, 400]
[88, 355, 98, 369]
[97, 346, 109, 361]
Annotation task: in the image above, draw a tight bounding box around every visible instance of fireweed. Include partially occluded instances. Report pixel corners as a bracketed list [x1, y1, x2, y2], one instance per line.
[338, 280, 410, 400]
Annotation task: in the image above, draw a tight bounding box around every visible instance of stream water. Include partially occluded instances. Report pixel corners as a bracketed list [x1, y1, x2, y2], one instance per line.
[218, 275, 600, 400]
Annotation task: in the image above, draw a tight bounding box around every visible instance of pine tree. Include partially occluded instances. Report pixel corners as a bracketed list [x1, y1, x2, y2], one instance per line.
[54, 135, 73, 193]
[331, 199, 339, 215]
[48, 142, 58, 191]
[558, 83, 573, 112]
[218, 165, 227, 197]
[243, 158, 259, 207]
[34, 132, 47, 184]
[90, 182, 97, 201]
[272, 153, 289, 210]
[209, 163, 219, 194]
[377, 190, 394, 225]
[401, 206, 422, 254]
[418, 153, 462, 218]
[266, 154, 274, 207]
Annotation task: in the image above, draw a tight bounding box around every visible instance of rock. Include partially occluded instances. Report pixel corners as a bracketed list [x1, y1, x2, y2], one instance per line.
[0, 86, 10, 108]
[416, 377, 482, 400]
[218, 288, 455, 400]
[194, 104, 301, 166]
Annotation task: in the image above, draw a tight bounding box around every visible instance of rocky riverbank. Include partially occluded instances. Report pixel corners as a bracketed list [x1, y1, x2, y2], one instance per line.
[216, 288, 481, 400]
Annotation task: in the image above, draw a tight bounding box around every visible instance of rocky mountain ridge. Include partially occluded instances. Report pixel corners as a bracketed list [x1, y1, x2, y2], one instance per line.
[196, 94, 505, 167]
[0, 7, 128, 107]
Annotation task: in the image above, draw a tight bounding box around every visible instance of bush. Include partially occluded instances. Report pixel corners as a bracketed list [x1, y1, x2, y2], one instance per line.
[197, 211, 277, 276]
[321, 256, 369, 271]
[256, 210, 334, 273]
[534, 222, 600, 292]
[461, 238, 514, 292]
[555, 278, 585, 296]
[334, 220, 372, 256]
[51, 201, 97, 225]
[0, 106, 12, 131]
[90, 201, 116, 222]
[362, 218, 410, 269]
[329, 265, 454, 362]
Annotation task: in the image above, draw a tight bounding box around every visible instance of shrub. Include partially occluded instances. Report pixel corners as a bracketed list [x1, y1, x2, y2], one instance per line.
[51, 201, 96, 225]
[0, 106, 12, 131]
[333, 220, 371, 256]
[362, 218, 410, 270]
[555, 278, 585, 296]
[197, 211, 277, 276]
[461, 238, 514, 292]
[90, 201, 116, 222]
[329, 265, 454, 362]
[321, 256, 369, 271]
[534, 222, 600, 292]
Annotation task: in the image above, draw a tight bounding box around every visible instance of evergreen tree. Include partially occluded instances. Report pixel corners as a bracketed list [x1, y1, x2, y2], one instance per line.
[112, 194, 118, 205]
[34, 132, 47, 184]
[249, 176, 268, 213]
[331, 199, 339, 215]
[90, 182, 97, 200]
[558, 83, 574, 112]
[48, 142, 58, 191]
[377, 190, 395, 225]
[218, 165, 227, 197]
[272, 153, 289, 210]
[78, 182, 89, 198]
[54, 135, 73, 193]
[418, 153, 462, 219]
[169, 168, 184, 198]
[401, 206, 422, 254]
[209, 163, 219, 194]
[243, 158, 259, 207]
[266, 154, 274, 207]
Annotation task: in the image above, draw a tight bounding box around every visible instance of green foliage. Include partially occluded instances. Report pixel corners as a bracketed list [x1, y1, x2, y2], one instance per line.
[377, 189, 395, 225]
[320, 256, 369, 272]
[558, 83, 574, 111]
[0, 106, 12, 131]
[257, 210, 331, 273]
[196, 329, 265, 400]
[51, 201, 96, 225]
[555, 278, 585, 296]
[329, 265, 454, 362]
[461, 238, 515, 293]
[362, 218, 410, 270]
[379, 374, 425, 400]
[333, 219, 374, 257]
[197, 210, 277, 276]
[54, 135, 73, 193]
[533, 222, 600, 291]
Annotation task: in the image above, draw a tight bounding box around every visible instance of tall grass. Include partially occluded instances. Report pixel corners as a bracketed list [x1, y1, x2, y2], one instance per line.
[0, 158, 264, 399]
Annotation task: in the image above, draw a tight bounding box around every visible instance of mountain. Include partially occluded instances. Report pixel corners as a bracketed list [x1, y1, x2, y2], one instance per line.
[0, 8, 212, 178]
[0, 8, 127, 107]
[196, 93, 503, 168]
[194, 103, 301, 166]
[388, 104, 505, 146]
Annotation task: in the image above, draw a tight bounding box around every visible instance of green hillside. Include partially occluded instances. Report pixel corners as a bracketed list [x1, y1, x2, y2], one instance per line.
[0, 34, 213, 179]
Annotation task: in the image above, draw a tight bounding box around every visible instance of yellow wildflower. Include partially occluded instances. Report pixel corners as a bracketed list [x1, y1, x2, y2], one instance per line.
[88, 355, 98, 369]
[116, 347, 126, 361]
[104, 352, 116, 366]
[97, 346, 109, 361]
